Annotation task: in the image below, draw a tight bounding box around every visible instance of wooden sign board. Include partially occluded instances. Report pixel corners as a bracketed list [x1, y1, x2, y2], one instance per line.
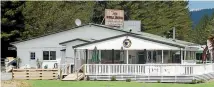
[105, 9, 124, 27]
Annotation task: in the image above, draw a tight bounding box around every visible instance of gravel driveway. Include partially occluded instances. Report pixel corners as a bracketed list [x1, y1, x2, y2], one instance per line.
[1, 72, 12, 81]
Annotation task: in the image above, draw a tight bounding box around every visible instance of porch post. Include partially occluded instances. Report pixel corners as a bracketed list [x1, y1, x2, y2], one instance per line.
[184, 47, 187, 63]
[86, 49, 88, 64]
[151, 51, 153, 63]
[99, 50, 101, 64]
[112, 49, 114, 64]
[74, 49, 77, 71]
[180, 48, 183, 64]
[126, 50, 129, 64]
[162, 50, 164, 63]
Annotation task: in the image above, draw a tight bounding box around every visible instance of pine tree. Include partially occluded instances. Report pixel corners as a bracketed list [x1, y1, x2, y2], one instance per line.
[92, 1, 192, 40]
[22, 1, 95, 39]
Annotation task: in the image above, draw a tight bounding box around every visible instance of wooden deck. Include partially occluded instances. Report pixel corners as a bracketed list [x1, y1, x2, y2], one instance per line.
[82, 63, 214, 82]
[12, 69, 58, 80]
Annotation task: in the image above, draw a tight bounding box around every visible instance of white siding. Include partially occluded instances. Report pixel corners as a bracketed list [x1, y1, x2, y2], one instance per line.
[14, 25, 125, 69]
[75, 36, 181, 50]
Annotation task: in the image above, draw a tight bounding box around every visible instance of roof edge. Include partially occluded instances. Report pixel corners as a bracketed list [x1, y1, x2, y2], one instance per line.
[73, 34, 185, 49]
[10, 23, 140, 45]
[59, 38, 90, 45]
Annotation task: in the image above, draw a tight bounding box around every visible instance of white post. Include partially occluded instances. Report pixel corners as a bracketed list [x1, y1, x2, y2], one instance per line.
[74, 49, 77, 72]
[184, 47, 187, 63]
[99, 50, 101, 64]
[126, 50, 129, 64]
[151, 51, 153, 63]
[162, 50, 164, 63]
[181, 48, 183, 64]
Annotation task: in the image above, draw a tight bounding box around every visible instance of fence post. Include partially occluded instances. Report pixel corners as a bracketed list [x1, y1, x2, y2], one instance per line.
[60, 69, 62, 80]
[12, 67, 13, 79]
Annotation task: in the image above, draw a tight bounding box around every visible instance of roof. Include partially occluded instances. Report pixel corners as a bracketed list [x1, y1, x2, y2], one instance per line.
[136, 32, 198, 47]
[11, 23, 139, 44]
[11, 23, 198, 47]
[73, 33, 186, 48]
[59, 38, 91, 45]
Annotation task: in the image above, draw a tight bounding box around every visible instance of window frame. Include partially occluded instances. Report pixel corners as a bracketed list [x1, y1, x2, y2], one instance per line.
[43, 51, 56, 60]
[30, 52, 36, 60]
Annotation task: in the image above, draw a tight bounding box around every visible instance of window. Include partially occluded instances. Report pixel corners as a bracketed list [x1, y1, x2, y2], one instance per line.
[30, 52, 35, 60]
[43, 51, 56, 60]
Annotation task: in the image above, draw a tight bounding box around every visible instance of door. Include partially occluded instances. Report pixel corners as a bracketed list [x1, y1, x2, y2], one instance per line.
[138, 51, 147, 64]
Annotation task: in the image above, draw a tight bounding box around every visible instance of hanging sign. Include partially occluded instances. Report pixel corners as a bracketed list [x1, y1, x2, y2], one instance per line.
[123, 39, 132, 48]
[105, 9, 124, 27]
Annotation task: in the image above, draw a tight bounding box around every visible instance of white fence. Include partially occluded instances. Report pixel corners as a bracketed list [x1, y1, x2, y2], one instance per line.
[84, 64, 214, 76]
[59, 57, 74, 75]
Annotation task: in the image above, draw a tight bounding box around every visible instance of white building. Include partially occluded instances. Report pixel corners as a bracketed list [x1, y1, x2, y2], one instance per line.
[11, 22, 214, 82]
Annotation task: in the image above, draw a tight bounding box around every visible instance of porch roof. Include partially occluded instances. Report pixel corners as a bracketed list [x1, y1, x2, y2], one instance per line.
[73, 34, 186, 50]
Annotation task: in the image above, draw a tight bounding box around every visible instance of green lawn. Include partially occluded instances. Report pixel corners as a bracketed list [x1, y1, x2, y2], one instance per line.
[27, 80, 214, 87]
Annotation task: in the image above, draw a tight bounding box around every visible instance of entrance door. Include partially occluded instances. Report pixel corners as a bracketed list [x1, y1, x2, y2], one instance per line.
[138, 51, 147, 64]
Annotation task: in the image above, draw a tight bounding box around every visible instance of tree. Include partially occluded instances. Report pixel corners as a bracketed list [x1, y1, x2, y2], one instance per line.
[21, 1, 95, 39]
[1, 1, 25, 58]
[191, 13, 214, 44]
[1, 1, 25, 41]
[92, 1, 192, 40]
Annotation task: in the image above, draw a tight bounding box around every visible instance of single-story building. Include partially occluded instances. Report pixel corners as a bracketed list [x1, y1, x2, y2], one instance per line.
[11, 22, 214, 82]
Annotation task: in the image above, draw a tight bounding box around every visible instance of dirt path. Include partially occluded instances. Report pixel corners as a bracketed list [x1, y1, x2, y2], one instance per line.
[1, 80, 31, 87]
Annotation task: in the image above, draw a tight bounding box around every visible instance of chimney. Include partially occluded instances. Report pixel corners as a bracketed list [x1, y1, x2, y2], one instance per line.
[123, 20, 141, 32]
[173, 27, 176, 40]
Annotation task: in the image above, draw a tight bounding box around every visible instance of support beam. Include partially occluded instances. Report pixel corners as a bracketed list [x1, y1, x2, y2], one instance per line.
[86, 49, 88, 64]
[99, 50, 101, 64]
[112, 49, 114, 64]
[184, 47, 187, 62]
[162, 50, 164, 63]
[151, 51, 153, 63]
[126, 50, 129, 64]
[180, 48, 183, 64]
[74, 49, 77, 71]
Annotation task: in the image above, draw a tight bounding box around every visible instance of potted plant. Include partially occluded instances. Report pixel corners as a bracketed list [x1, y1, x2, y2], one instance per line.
[15, 57, 21, 69]
[36, 58, 43, 69]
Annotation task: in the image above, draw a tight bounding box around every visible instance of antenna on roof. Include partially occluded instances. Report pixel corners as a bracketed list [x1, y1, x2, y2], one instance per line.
[75, 19, 82, 26]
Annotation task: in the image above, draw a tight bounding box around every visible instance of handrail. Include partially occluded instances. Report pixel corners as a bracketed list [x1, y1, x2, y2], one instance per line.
[76, 64, 85, 81]
[84, 64, 214, 76]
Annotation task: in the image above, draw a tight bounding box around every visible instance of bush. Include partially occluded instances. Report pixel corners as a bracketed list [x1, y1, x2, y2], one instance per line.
[94, 78, 97, 81]
[126, 78, 131, 82]
[198, 79, 205, 83]
[191, 79, 205, 84]
[157, 80, 161, 83]
[191, 79, 197, 84]
[86, 76, 90, 81]
[110, 76, 116, 81]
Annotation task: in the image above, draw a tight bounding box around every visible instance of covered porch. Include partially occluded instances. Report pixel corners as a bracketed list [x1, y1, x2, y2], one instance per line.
[73, 34, 198, 66]
[71, 34, 206, 76]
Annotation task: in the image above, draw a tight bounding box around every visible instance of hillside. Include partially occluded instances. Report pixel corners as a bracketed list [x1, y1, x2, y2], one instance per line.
[190, 8, 214, 27]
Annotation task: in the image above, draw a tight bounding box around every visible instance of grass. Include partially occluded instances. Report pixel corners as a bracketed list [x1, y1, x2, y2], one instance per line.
[26, 80, 214, 87]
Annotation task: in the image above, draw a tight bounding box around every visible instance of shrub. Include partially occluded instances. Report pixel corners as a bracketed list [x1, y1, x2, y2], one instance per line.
[94, 78, 97, 81]
[86, 76, 90, 81]
[157, 80, 161, 83]
[110, 76, 116, 81]
[191, 79, 197, 84]
[198, 79, 205, 83]
[126, 78, 131, 82]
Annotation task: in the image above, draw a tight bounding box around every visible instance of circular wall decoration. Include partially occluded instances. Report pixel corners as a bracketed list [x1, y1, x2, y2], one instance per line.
[123, 39, 132, 48]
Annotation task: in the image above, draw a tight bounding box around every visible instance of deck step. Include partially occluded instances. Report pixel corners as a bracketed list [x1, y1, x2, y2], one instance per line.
[62, 73, 84, 81]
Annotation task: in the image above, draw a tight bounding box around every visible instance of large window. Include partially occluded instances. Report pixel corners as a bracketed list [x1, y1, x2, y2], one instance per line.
[43, 51, 56, 60]
[30, 52, 35, 60]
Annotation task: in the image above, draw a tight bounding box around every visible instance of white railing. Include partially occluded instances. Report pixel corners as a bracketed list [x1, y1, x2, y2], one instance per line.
[59, 57, 74, 75]
[84, 64, 214, 76]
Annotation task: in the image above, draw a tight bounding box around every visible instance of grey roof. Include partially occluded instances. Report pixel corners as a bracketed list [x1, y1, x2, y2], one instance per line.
[11, 23, 198, 47]
[73, 33, 186, 48]
[59, 38, 91, 45]
[11, 23, 139, 44]
[136, 32, 198, 47]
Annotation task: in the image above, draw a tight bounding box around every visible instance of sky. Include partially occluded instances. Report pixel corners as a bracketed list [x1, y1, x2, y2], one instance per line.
[188, 1, 214, 11]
